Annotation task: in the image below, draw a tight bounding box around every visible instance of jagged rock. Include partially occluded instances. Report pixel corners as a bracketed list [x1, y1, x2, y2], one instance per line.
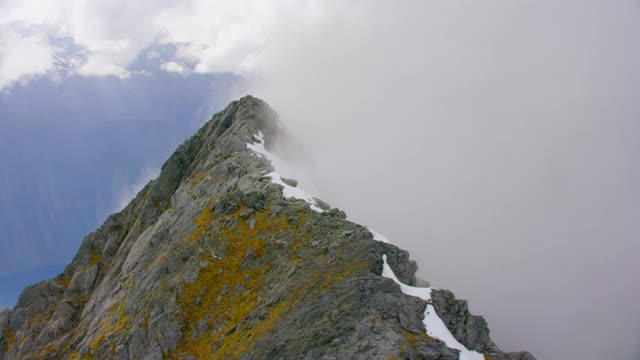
[37, 301, 78, 343]
[0, 309, 9, 330]
[241, 191, 267, 210]
[222, 135, 247, 153]
[127, 328, 147, 358]
[69, 265, 99, 293]
[0, 96, 534, 360]
[313, 197, 331, 211]
[431, 289, 495, 352]
[415, 277, 430, 287]
[281, 177, 298, 187]
[239, 209, 255, 219]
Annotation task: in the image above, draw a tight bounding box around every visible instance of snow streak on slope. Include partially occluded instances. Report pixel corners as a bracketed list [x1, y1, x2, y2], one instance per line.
[247, 132, 323, 212]
[381, 255, 485, 360]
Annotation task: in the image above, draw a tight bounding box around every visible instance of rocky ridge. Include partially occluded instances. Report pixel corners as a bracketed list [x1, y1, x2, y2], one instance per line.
[0, 96, 535, 360]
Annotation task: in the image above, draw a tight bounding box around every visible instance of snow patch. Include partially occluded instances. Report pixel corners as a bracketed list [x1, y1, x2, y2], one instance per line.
[247, 131, 324, 213]
[266, 171, 323, 212]
[381, 255, 485, 360]
[246, 131, 270, 158]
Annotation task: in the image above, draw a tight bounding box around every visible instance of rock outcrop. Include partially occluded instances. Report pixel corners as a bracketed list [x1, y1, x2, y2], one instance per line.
[0, 96, 535, 359]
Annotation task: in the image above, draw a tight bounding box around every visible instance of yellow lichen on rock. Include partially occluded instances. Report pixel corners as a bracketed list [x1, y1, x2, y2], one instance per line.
[174, 206, 297, 359]
[88, 302, 130, 355]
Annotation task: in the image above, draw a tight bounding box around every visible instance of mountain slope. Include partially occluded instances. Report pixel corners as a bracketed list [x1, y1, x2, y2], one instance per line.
[0, 96, 535, 360]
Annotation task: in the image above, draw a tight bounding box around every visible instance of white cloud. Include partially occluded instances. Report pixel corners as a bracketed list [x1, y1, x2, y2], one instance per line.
[246, 3, 640, 360]
[0, 0, 334, 87]
[160, 61, 187, 74]
[75, 56, 130, 78]
[0, 0, 68, 28]
[0, 31, 55, 90]
[146, 50, 160, 59]
[0, 0, 169, 82]
[153, 0, 280, 74]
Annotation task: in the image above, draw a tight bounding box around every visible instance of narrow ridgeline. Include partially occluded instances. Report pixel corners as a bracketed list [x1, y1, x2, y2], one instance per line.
[0, 96, 535, 360]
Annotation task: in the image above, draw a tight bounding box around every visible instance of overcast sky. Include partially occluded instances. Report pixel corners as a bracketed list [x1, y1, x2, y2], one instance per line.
[1, 1, 639, 359]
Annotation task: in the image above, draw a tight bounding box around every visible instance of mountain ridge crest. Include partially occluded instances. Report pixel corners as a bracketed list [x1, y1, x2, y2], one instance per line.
[0, 96, 535, 360]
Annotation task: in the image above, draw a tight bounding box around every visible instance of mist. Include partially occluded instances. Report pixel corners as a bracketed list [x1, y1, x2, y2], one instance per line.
[248, 1, 640, 359]
[1, 0, 639, 358]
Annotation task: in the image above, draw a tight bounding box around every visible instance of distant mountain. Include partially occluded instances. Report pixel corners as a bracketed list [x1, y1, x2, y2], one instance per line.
[0, 97, 535, 359]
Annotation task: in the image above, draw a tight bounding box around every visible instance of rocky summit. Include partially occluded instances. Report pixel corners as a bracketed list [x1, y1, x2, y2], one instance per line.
[0, 96, 535, 360]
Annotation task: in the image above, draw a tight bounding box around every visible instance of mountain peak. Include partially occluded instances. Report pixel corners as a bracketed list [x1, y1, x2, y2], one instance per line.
[0, 98, 535, 360]
[214, 95, 279, 136]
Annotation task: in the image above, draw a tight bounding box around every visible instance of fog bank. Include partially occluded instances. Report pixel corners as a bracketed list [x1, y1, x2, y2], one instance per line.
[250, 2, 640, 359]
[2, 0, 639, 358]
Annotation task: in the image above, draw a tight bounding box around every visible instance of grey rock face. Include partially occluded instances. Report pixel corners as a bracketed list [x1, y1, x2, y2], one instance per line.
[429, 290, 534, 359]
[69, 265, 99, 293]
[0, 309, 9, 330]
[0, 309, 8, 358]
[0, 96, 534, 360]
[313, 197, 332, 211]
[431, 289, 496, 352]
[280, 177, 298, 187]
[415, 277, 430, 287]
